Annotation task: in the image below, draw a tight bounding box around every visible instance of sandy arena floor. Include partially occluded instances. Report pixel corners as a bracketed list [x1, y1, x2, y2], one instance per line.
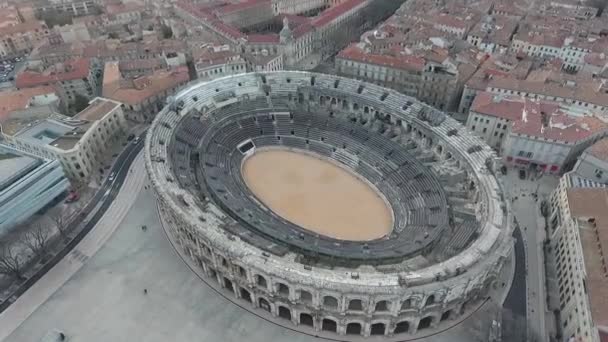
[242, 149, 392, 241]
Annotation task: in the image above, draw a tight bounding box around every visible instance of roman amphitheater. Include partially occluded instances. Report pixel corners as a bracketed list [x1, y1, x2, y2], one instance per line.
[145, 71, 514, 339]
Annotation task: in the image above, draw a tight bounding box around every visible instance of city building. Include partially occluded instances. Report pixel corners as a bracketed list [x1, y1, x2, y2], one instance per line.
[467, 92, 608, 173]
[0, 145, 70, 236]
[0, 20, 50, 57]
[16, 58, 100, 106]
[0, 97, 128, 181]
[572, 138, 608, 184]
[33, 0, 97, 17]
[548, 186, 608, 342]
[175, 0, 370, 69]
[194, 47, 248, 81]
[102, 61, 190, 122]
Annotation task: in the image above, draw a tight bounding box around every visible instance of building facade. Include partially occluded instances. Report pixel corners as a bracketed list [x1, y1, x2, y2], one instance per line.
[0, 145, 70, 236]
[0, 97, 128, 181]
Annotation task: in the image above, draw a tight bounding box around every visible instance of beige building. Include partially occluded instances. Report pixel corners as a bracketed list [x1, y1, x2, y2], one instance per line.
[102, 61, 190, 122]
[572, 138, 608, 184]
[548, 185, 608, 342]
[0, 21, 50, 57]
[0, 97, 128, 181]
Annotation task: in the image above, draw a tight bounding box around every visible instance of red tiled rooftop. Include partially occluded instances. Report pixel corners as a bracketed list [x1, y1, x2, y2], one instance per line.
[311, 0, 365, 28]
[337, 43, 426, 72]
[214, 0, 269, 15]
[0, 86, 57, 121]
[472, 91, 607, 142]
[16, 58, 91, 89]
[247, 33, 279, 44]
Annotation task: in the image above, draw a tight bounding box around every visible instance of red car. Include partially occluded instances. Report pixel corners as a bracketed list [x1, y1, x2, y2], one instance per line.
[65, 191, 80, 203]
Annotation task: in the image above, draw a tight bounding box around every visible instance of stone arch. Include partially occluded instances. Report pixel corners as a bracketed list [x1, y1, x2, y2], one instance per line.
[401, 298, 412, 310]
[278, 306, 291, 320]
[323, 295, 338, 309]
[300, 312, 314, 327]
[300, 290, 313, 304]
[374, 300, 390, 312]
[441, 309, 452, 321]
[394, 320, 410, 334]
[258, 297, 271, 312]
[346, 322, 362, 335]
[370, 322, 386, 335]
[348, 299, 363, 311]
[418, 316, 433, 330]
[240, 288, 252, 303]
[322, 318, 337, 332]
[277, 282, 290, 296]
[223, 277, 233, 291]
[425, 294, 436, 306]
[236, 265, 247, 278]
[256, 274, 268, 289]
[436, 144, 443, 155]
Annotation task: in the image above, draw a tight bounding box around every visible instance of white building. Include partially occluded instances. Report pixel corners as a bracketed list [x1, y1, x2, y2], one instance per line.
[548, 184, 608, 342]
[466, 92, 608, 174]
[572, 138, 608, 184]
[0, 97, 128, 181]
[0, 145, 70, 236]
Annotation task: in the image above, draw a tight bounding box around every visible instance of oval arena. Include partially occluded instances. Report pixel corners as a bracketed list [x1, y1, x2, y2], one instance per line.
[145, 71, 514, 338]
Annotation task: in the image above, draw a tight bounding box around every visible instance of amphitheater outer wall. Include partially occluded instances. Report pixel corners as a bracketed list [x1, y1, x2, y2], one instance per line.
[145, 71, 514, 338]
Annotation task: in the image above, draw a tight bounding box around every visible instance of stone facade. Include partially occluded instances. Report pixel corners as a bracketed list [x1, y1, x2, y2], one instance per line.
[145, 72, 513, 338]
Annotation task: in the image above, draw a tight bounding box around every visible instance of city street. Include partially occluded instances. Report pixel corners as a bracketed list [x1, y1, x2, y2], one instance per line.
[504, 170, 558, 342]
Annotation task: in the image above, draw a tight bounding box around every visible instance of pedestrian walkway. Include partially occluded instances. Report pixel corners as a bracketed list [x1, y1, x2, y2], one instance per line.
[0, 152, 146, 342]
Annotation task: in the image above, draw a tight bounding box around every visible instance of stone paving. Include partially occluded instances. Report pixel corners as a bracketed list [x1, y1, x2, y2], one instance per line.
[5, 179, 507, 342]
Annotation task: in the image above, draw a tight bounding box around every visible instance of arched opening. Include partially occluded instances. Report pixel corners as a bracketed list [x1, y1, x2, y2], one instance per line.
[425, 295, 436, 306]
[394, 321, 409, 334]
[370, 322, 386, 335]
[401, 299, 412, 310]
[323, 296, 338, 309]
[375, 300, 389, 312]
[223, 277, 233, 291]
[348, 299, 363, 311]
[256, 275, 268, 288]
[258, 297, 271, 312]
[277, 283, 289, 296]
[278, 306, 291, 320]
[322, 318, 337, 332]
[208, 268, 217, 282]
[418, 316, 433, 330]
[300, 313, 314, 327]
[300, 290, 313, 304]
[441, 310, 452, 321]
[346, 322, 362, 335]
[237, 265, 247, 278]
[240, 288, 252, 303]
[460, 299, 473, 314]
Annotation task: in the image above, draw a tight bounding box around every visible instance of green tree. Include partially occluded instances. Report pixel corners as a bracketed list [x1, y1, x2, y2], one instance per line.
[161, 25, 173, 39]
[72, 93, 90, 114]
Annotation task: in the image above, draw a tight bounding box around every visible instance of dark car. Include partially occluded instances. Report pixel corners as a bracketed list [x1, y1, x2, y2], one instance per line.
[127, 134, 135, 141]
[518, 169, 526, 180]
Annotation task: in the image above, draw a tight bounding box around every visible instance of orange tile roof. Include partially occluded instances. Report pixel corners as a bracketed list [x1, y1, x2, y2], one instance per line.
[16, 58, 91, 89]
[102, 62, 190, 106]
[0, 20, 46, 36]
[586, 138, 608, 162]
[311, 0, 365, 28]
[214, 0, 269, 15]
[0, 86, 57, 121]
[337, 43, 426, 72]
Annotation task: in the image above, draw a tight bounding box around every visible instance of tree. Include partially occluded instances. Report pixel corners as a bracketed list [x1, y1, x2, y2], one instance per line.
[48, 208, 70, 242]
[0, 243, 25, 280]
[39, 10, 73, 28]
[23, 223, 51, 261]
[161, 25, 173, 39]
[108, 32, 120, 39]
[72, 93, 90, 114]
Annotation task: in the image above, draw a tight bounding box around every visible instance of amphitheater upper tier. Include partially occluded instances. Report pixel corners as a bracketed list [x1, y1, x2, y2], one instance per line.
[145, 71, 513, 338]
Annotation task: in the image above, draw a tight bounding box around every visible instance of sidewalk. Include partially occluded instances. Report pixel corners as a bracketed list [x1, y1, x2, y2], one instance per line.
[0, 152, 147, 342]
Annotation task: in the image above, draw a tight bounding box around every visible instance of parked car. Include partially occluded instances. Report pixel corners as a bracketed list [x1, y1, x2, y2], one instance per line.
[109, 172, 116, 181]
[65, 190, 80, 203]
[127, 134, 135, 141]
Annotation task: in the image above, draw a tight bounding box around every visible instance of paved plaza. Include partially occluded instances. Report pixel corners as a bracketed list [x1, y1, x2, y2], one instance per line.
[5, 178, 506, 342]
